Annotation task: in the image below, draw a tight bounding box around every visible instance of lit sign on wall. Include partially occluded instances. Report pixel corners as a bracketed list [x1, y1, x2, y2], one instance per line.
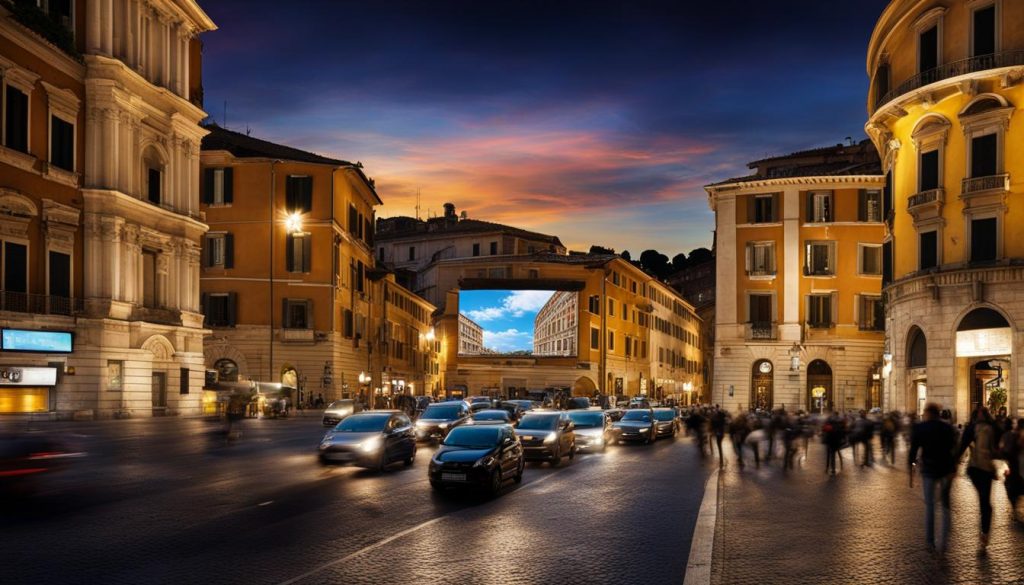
[955, 327, 1012, 358]
[1, 329, 73, 353]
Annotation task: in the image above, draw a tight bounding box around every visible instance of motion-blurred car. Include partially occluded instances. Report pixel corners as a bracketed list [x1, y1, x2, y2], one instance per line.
[493, 401, 526, 423]
[516, 412, 575, 466]
[322, 399, 364, 427]
[429, 424, 524, 494]
[566, 409, 613, 452]
[604, 408, 626, 422]
[565, 397, 592, 410]
[612, 408, 657, 444]
[652, 408, 681, 439]
[318, 411, 416, 470]
[415, 401, 471, 441]
[469, 401, 495, 413]
[627, 397, 652, 409]
[0, 432, 85, 495]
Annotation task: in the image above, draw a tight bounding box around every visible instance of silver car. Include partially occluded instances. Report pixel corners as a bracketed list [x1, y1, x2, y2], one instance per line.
[322, 399, 363, 427]
[566, 409, 613, 452]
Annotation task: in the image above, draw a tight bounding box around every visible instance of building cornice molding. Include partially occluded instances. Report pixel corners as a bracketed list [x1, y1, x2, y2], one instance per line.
[706, 175, 885, 196]
[0, 13, 86, 81]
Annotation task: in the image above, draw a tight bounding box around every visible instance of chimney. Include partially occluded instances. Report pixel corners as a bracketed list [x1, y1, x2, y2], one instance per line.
[443, 203, 456, 219]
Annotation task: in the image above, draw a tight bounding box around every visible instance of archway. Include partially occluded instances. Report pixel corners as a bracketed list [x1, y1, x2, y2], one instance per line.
[750, 360, 773, 411]
[956, 307, 1012, 419]
[573, 376, 597, 397]
[806, 359, 833, 414]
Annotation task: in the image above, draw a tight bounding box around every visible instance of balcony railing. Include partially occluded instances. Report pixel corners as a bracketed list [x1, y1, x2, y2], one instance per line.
[0, 291, 82, 316]
[962, 174, 1009, 195]
[747, 322, 776, 340]
[747, 268, 776, 278]
[908, 188, 944, 209]
[876, 50, 1024, 110]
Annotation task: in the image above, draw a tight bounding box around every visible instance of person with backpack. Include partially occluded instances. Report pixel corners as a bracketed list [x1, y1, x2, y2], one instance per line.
[908, 403, 957, 553]
[957, 405, 1004, 555]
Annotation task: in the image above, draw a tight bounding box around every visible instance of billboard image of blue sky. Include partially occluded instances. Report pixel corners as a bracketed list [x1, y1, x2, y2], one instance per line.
[458, 290, 556, 354]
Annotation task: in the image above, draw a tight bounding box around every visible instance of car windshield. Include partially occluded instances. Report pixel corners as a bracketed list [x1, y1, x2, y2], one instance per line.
[518, 415, 559, 430]
[421, 405, 461, 419]
[474, 411, 509, 421]
[326, 401, 352, 410]
[567, 412, 604, 428]
[507, 400, 533, 409]
[443, 427, 501, 449]
[654, 411, 676, 421]
[333, 414, 389, 432]
[622, 411, 651, 422]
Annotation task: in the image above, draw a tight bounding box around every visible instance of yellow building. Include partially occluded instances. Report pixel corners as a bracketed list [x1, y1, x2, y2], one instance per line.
[199, 125, 439, 403]
[370, 271, 443, 401]
[866, 0, 1024, 419]
[707, 142, 886, 413]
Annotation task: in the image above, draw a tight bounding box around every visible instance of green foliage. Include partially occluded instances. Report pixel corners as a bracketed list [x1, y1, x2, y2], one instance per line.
[987, 386, 1007, 412]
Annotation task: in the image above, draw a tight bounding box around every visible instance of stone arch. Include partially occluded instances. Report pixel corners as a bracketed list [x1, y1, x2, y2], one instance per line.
[141, 334, 176, 362]
[204, 343, 250, 378]
[910, 113, 951, 140]
[907, 325, 927, 368]
[573, 376, 597, 395]
[0, 189, 39, 218]
[952, 303, 1014, 335]
[959, 93, 1012, 118]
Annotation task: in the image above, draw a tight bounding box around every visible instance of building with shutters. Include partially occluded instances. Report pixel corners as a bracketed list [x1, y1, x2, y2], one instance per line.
[199, 125, 440, 403]
[706, 142, 886, 413]
[865, 0, 1024, 420]
[0, 1, 216, 418]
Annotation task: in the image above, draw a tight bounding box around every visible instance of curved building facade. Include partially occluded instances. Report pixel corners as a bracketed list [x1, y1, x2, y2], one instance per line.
[866, 0, 1024, 420]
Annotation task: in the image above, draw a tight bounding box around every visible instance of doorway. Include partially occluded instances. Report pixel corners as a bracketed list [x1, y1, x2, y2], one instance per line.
[971, 359, 1010, 416]
[151, 371, 167, 416]
[750, 360, 773, 411]
[807, 360, 833, 414]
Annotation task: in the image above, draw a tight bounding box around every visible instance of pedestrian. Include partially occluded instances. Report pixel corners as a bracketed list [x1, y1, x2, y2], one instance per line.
[686, 408, 707, 458]
[782, 413, 800, 471]
[854, 410, 875, 467]
[710, 406, 728, 467]
[823, 411, 845, 475]
[729, 414, 750, 469]
[908, 403, 957, 553]
[881, 412, 897, 465]
[957, 405, 1004, 555]
[1000, 418, 1024, 523]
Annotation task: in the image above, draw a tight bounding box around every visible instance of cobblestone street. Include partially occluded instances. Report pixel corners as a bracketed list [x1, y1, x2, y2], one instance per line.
[710, 438, 1024, 585]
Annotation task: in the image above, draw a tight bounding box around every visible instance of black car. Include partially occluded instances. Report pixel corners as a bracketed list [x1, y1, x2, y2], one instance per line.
[415, 401, 471, 441]
[494, 401, 525, 423]
[429, 424, 524, 494]
[465, 409, 512, 425]
[503, 399, 537, 413]
[318, 411, 416, 470]
[652, 408, 680, 438]
[516, 412, 575, 465]
[566, 409, 613, 452]
[611, 408, 657, 444]
[565, 397, 592, 410]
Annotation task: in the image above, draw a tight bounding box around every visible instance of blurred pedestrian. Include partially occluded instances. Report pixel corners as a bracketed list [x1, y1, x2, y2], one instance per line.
[686, 408, 707, 458]
[1000, 418, 1024, 523]
[729, 414, 750, 469]
[710, 406, 728, 467]
[958, 405, 1004, 555]
[908, 403, 956, 553]
[823, 412, 845, 475]
[881, 412, 898, 465]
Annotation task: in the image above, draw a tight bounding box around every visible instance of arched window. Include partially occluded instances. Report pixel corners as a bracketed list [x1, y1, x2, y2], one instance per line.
[907, 327, 927, 368]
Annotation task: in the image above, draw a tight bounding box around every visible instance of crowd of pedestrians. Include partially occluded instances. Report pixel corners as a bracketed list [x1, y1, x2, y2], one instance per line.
[680, 402, 1024, 557]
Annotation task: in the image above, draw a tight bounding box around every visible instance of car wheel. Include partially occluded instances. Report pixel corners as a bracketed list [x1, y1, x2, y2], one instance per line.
[430, 480, 444, 491]
[568, 443, 576, 459]
[514, 461, 524, 483]
[404, 447, 415, 466]
[550, 448, 562, 467]
[489, 469, 503, 496]
[376, 450, 388, 472]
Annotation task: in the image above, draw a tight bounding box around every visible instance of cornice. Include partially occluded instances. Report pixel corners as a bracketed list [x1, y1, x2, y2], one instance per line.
[705, 175, 886, 196]
[0, 11, 86, 81]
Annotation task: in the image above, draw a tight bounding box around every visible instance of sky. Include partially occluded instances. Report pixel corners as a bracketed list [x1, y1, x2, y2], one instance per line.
[200, 0, 890, 256]
[459, 290, 557, 353]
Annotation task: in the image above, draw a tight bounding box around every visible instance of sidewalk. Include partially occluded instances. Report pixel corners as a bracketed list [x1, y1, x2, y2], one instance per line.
[709, 439, 1024, 585]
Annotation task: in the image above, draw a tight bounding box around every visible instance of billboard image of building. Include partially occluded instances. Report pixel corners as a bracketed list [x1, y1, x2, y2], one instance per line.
[533, 291, 578, 357]
[458, 313, 485, 356]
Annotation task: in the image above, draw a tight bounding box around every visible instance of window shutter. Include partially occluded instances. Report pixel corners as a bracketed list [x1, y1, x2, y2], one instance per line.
[803, 243, 810, 275]
[829, 242, 837, 274]
[831, 292, 838, 326]
[286, 176, 298, 210]
[202, 169, 214, 204]
[286, 234, 295, 272]
[227, 292, 238, 326]
[302, 234, 312, 272]
[223, 167, 234, 204]
[746, 195, 755, 223]
[224, 233, 234, 269]
[771, 193, 780, 222]
[805, 192, 813, 222]
[745, 244, 752, 272]
[202, 238, 211, 267]
[857, 189, 867, 222]
[200, 293, 209, 325]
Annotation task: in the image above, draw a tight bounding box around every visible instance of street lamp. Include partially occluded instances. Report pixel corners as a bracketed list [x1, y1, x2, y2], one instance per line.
[285, 212, 303, 234]
[358, 371, 369, 405]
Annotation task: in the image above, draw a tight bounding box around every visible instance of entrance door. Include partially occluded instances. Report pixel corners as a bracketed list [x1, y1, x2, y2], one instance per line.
[751, 360, 773, 411]
[152, 372, 167, 415]
[971, 359, 1009, 415]
[807, 360, 833, 414]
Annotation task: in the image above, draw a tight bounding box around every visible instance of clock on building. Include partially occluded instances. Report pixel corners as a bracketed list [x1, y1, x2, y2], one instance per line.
[759, 361, 772, 374]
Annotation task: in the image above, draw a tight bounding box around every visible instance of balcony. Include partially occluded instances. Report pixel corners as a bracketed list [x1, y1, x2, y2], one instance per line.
[908, 188, 943, 209]
[0, 292, 83, 316]
[876, 50, 1024, 110]
[745, 321, 777, 341]
[962, 174, 1009, 196]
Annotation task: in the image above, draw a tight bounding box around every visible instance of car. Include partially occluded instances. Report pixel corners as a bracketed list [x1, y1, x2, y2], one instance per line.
[0, 431, 86, 496]
[516, 412, 575, 466]
[566, 409, 613, 452]
[493, 401, 526, 423]
[469, 401, 495, 413]
[465, 409, 512, 425]
[415, 401, 471, 441]
[604, 408, 626, 422]
[429, 424, 524, 495]
[322, 399, 364, 427]
[318, 411, 416, 470]
[466, 395, 493, 406]
[611, 408, 657, 444]
[652, 408, 681, 439]
[565, 396, 592, 410]
[503, 399, 537, 413]
[627, 397, 652, 409]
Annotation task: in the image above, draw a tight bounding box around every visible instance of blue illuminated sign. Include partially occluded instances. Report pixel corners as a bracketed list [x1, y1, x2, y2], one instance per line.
[1, 329, 73, 353]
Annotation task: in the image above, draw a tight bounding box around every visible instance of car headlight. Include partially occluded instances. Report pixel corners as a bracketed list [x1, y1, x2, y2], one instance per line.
[639, 428, 649, 433]
[475, 455, 496, 468]
[319, 441, 331, 450]
[438, 422, 449, 430]
[593, 435, 604, 444]
[543, 432, 557, 444]
[360, 437, 382, 453]
[416, 420, 429, 428]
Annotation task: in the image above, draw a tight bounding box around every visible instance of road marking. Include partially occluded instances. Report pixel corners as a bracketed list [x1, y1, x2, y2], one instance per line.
[683, 467, 719, 585]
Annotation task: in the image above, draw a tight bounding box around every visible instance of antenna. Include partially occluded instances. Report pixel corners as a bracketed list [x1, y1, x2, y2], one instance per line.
[415, 188, 421, 220]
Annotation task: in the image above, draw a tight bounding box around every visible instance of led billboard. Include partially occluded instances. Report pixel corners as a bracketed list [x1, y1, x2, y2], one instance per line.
[458, 290, 578, 357]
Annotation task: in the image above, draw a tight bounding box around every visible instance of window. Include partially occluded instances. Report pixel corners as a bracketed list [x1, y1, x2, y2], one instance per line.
[0, 241, 27, 310]
[343, 309, 354, 338]
[286, 176, 313, 213]
[588, 295, 600, 314]
[919, 25, 939, 75]
[807, 294, 834, 328]
[882, 240, 893, 286]
[859, 190, 882, 222]
[971, 218, 997, 263]
[748, 293, 772, 325]
[973, 4, 996, 57]
[751, 194, 776, 223]
[590, 327, 599, 349]
[108, 360, 124, 392]
[625, 336, 632, 357]
[408, 246, 415, 261]
[859, 244, 882, 276]
[202, 292, 237, 327]
[970, 133, 998, 178]
[355, 261, 365, 293]
[919, 231, 938, 270]
[608, 299, 615, 317]
[50, 115, 73, 171]
[48, 250, 71, 307]
[746, 242, 775, 276]
[874, 63, 890, 107]
[147, 168, 161, 204]
[612, 272, 620, 286]
[919, 150, 939, 191]
[630, 280, 637, 294]
[142, 250, 157, 308]
[472, 243, 480, 257]
[528, 269, 539, 279]
[607, 331, 615, 351]
[489, 241, 498, 255]
[804, 241, 836, 276]
[487, 267, 505, 279]
[204, 233, 234, 268]
[858, 296, 884, 331]
[283, 299, 312, 329]
[806, 191, 833, 223]
[202, 168, 233, 205]
[4, 85, 28, 153]
[286, 233, 311, 272]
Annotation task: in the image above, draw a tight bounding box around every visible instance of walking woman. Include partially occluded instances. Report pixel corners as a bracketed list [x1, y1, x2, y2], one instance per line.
[957, 405, 1004, 555]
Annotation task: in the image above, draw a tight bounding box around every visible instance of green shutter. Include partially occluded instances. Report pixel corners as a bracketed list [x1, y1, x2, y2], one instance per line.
[202, 168, 214, 204]
[224, 233, 234, 269]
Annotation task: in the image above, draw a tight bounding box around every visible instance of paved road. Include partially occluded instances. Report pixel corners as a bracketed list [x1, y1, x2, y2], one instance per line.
[2, 415, 709, 585]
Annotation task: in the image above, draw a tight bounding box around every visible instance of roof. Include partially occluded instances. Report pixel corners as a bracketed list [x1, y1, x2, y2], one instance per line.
[201, 124, 354, 167]
[708, 140, 883, 187]
[377, 216, 564, 247]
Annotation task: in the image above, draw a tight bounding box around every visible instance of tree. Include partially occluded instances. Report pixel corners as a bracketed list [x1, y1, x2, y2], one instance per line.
[621, 250, 632, 261]
[639, 250, 671, 279]
[589, 245, 615, 255]
[671, 253, 687, 272]
[687, 247, 713, 265]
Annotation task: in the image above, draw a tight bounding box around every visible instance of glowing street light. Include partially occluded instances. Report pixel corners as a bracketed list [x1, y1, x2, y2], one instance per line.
[285, 212, 303, 234]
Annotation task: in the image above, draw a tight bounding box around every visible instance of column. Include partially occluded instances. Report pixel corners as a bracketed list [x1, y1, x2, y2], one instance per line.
[102, 0, 114, 55]
[87, 0, 101, 53]
[780, 186, 801, 342]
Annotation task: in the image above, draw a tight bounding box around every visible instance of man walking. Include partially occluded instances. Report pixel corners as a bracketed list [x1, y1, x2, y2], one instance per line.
[908, 403, 957, 554]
